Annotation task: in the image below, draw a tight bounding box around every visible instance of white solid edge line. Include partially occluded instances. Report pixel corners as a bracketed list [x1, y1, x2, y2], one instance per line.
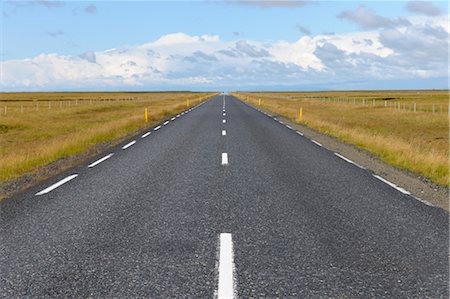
[163, 121, 169, 125]
[36, 174, 78, 196]
[222, 153, 228, 165]
[88, 153, 114, 168]
[222, 130, 226, 136]
[373, 175, 411, 195]
[311, 140, 322, 147]
[154, 125, 161, 131]
[141, 132, 151, 138]
[122, 140, 136, 149]
[334, 153, 365, 169]
[296, 131, 304, 136]
[223, 119, 226, 123]
[217, 233, 235, 299]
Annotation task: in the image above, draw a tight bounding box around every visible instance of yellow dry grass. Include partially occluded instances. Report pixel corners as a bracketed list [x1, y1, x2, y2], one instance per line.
[232, 91, 449, 186]
[0, 92, 217, 183]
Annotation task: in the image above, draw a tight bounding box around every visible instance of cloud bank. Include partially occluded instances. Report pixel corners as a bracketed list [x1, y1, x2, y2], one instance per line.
[1, 14, 448, 90]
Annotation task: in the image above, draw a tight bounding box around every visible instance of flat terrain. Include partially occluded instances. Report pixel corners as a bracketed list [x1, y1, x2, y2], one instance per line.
[0, 92, 215, 195]
[0, 95, 447, 297]
[232, 90, 449, 186]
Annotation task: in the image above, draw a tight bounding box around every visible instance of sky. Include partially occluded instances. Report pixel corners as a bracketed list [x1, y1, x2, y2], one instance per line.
[1, 0, 449, 91]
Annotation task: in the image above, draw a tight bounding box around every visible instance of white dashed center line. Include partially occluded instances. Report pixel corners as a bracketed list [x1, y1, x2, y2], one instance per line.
[217, 233, 236, 299]
[222, 153, 228, 165]
[88, 153, 114, 168]
[223, 119, 226, 124]
[222, 130, 226, 136]
[122, 140, 136, 149]
[223, 113, 226, 116]
[35, 174, 78, 196]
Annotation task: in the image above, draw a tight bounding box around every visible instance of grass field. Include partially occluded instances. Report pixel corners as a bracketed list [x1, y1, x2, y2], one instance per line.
[0, 92, 216, 185]
[231, 90, 449, 186]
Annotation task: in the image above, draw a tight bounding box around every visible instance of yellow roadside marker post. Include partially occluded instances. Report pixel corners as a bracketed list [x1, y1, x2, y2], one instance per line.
[186, 99, 190, 107]
[144, 108, 148, 123]
[259, 98, 261, 106]
[299, 107, 303, 122]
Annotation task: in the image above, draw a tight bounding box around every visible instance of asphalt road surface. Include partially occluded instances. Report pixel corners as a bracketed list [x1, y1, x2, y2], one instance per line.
[1, 94, 448, 298]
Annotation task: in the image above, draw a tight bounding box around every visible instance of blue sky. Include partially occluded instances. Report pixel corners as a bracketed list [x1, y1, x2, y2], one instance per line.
[1, 1, 449, 91]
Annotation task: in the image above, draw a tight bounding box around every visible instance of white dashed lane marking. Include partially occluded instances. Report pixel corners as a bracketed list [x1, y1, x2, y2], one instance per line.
[334, 153, 365, 169]
[122, 140, 136, 150]
[154, 125, 161, 131]
[222, 130, 226, 136]
[311, 140, 322, 147]
[222, 153, 228, 165]
[88, 153, 114, 168]
[163, 121, 169, 126]
[141, 132, 151, 138]
[223, 119, 226, 124]
[35, 174, 78, 196]
[217, 233, 236, 299]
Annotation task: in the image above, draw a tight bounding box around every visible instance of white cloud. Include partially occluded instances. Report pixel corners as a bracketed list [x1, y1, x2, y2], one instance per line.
[406, 1, 442, 17]
[1, 15, 448, 90]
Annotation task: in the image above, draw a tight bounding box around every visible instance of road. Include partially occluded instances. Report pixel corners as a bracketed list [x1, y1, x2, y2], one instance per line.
[0, 94, 448, 298]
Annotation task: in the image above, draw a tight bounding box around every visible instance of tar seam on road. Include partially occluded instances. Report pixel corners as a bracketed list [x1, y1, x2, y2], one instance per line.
[88, 153, 114, 168]
[217, 233, 236, 299]
[35, 174, 78, 196]
[222, 153, 228, 165]
[122, 140, 136, 150]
